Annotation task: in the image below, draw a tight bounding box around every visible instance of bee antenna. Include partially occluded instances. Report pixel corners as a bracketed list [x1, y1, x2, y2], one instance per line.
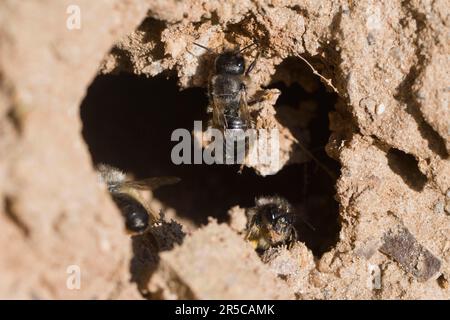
[239, 41, 258, 53]
[193, 42, 213, 52]
[298, 214, 316, 232]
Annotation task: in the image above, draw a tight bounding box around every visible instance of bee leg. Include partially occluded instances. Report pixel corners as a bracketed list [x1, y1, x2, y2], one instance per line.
[292, 227, 299, 241]
[237, 135, 248, 174]
[245, 52, 260, 76]
[239, 41, 258, 53]
[287, 228, 298, 249]
[193, 42, 214, 52]
[238, 141, 251, 174]
[245, 223, 261, 249]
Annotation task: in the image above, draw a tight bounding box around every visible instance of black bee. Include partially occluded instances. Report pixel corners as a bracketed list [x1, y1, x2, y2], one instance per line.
[98, 164, 180, 234]
[194, 42, 258, 163]
[245, 196, 298, 251]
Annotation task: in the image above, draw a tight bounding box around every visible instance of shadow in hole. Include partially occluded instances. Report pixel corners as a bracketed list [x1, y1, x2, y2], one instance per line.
[387, 148, 427, 192]
[395, 65, 448, 159]
[129, 220, 185, 297]
[80, 72, 341, 257]
[138, 18, 167, 60]
[267, 57, 341, 255]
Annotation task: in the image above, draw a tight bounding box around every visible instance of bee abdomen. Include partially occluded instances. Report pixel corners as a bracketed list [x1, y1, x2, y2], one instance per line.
[125, 210, 149, 234]
[223, 117, 248, 164]
[226, 115, 247, 130]
[112, 193, 149, 234]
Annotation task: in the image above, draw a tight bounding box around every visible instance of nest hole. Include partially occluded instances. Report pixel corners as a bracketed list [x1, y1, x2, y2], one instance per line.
[387, 148, 427, 191]
[80, 55, 341, 256]
[267, 56, 342, 255]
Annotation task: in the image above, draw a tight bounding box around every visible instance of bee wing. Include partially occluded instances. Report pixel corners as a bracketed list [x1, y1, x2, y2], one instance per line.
[244, 209, 259, 240]
[210, 99, 227, 129]
[239, 86, 252, 128]
[245, 224, 258, 240]
[122, 176, 181, 191]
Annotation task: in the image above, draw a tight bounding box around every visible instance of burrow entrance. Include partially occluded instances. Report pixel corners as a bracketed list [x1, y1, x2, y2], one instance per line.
[80, 57, 341, 256]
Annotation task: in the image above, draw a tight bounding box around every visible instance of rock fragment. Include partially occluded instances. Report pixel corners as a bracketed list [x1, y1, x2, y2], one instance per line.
[148, 221, 294, 299]
[379, 226, 441, 282]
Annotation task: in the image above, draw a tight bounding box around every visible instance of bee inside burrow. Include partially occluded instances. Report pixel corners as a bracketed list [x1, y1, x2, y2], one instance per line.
[193, 40, 259, 165]
[245, 195, 298, 252]
[97, 164, 180, 235]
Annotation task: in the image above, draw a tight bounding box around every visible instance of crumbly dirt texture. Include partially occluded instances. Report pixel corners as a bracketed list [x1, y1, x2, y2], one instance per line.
[0, 0, 449, 299]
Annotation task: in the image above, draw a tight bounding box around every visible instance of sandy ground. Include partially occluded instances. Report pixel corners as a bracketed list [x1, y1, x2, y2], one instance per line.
[0, 0, 449, 299]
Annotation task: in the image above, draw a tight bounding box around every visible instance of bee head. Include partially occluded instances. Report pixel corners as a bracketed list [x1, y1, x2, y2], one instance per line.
[263, 204, 294, 235]
[215, 51, 245, 75]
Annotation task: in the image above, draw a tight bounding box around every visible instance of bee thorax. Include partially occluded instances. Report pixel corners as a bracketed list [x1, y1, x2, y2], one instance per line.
[97, 163, 126, 187]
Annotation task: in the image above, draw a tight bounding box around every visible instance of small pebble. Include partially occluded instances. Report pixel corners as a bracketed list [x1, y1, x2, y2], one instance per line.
[438, 275, 449, 289]
[380, 225, 441, 282]
[376, 103, 385, 115]
[434, 201, 445, 214]
[445, 189, 450, 215]
[445, 201, 450, 215]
